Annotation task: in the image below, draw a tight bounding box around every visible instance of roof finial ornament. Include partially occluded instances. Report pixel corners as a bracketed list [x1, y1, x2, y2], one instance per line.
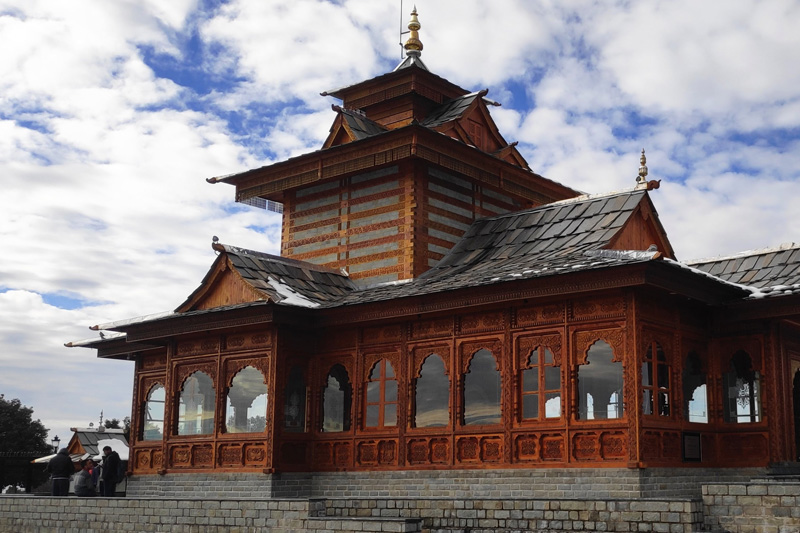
[404, 6, 423, 56]
[635, 148, 648, 188]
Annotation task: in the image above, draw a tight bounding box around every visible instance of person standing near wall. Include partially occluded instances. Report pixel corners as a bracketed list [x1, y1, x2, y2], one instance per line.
[100, 446, 120, 497]
[46, 448, 73, 496]
[74, 459, 96, 497]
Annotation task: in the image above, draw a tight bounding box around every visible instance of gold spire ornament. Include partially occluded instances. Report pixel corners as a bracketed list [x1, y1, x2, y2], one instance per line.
[404, 7, 423, 55]
[635, 148, 648, 187]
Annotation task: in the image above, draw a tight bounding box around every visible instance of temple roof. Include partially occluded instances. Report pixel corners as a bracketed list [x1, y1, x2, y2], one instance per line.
[687, 242, 800, 297]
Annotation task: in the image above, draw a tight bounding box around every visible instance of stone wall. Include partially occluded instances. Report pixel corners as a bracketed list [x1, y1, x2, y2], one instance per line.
[702, 479, 800, 532]
[126, 467, 765, 500]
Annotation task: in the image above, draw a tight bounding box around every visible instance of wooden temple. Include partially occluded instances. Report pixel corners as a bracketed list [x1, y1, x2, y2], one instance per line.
[71, 10, 800, 483]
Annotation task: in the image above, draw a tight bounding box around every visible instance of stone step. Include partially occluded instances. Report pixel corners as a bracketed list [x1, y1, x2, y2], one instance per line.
[306, 516, 423, 532]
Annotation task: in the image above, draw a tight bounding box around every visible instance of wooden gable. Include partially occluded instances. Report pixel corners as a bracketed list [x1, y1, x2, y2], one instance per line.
[322, 113, 353, 149]
[177, 255, 266, 312]
[607, 195, 675, 259]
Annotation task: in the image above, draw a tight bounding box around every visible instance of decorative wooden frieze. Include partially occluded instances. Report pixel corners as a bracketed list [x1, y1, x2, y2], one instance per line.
[574, 328, 626, 364]
[455, 435, 503, 464]
[515, 304, 565, 327]
[411, 317, 454, 340]
[176, 337, 220, 357]
[459, 310, 505, 334]
[141, 353, 166, 370]
[361, 323, 403, 345]
[193, 445, 214, 467]
[355, 439, 398, 467]
[223, 332, 271, 351]
[570, 295, 626, 322]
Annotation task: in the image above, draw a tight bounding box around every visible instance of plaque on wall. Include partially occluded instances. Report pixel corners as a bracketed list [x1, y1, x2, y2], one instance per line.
[682, 431, 702, 462]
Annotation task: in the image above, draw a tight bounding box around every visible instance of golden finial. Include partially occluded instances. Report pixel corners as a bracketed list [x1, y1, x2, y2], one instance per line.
[635, 148, 648, 187]
[404, 7, 423, 55]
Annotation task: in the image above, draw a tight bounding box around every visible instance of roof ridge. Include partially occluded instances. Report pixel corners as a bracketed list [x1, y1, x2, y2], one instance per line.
[214, 243, 348, 277]
[686, 242, 800, 265]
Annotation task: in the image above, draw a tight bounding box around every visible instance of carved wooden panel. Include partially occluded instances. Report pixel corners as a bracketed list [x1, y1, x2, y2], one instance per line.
[170, 445, 192, 467]
[218, 444, 243, 467]
[516, 304, 564, 327]
[455, 435, 503, 464]
[517, 333, 563, 367]
[324, 328, 357, 350]
[514, 434, 539, 462]
[152, 450, 163, 471]
[570, 295, 626, 322]
[406, 437, 450, 465]
[311, 441, 353, 469]
[411, 317, 454, 340]
[244, 444, 266, 466]
[640, 329, 675, 365]
[176, 337, 220, 357]
[574, 328, 626, 364]
[410, 344, 451, 378]
[140, 376, 165, 400]
[541, 434, 564, 461]
[362, 350, 401, 381]
[361, 324, 403, 345]
[224, 332, 272, 352]
[460, 310, 505, 334]
[571, 432, 600, 461]
[356, 439, 398, 466]
[599, 431, 627, 459]
[194, 445, 214, 466]
[134, 448, 159, 473]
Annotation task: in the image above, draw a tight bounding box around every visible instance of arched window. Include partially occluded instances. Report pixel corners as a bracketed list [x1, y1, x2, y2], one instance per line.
[142, 384, 164, 441]
[284, 366, 307, 432]
[522, 346, 561, 420]
[177, 371, 215, 436]
[578, 340, 623, 420]
[365, 359, 397, 428]
[414, 354, 449, 428]
[463, 348, 501, 426]
[683, 351, 708, 423]
[225, 366, 267, 433]
[723, 350, 761, 423]
[642, 341, 670, 416]
[322, 364, 351, 432]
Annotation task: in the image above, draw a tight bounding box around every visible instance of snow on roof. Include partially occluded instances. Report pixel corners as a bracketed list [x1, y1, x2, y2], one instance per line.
[267, 277, 321, 308]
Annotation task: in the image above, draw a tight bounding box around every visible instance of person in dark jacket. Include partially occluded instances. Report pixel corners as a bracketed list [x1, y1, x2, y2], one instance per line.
[46, 448, 74, 496]
[74, 459, 96, 497]
[101, 446, 120, 497]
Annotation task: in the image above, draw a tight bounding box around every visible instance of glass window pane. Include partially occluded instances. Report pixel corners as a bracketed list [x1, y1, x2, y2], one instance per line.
[522, 393, 538, 419]
[284, 366, 306, 432]
[544, 366, 560, 390]
[366, 405, 379, 427]
[642, 389, 653, 415]
[523, 367, 538, 392]
[143, 385, 165, 441]
[464, 348, 501, 425]
[528, 350, 539, 366]
[367, 381, 380, 403]
[543, 348, 553, 365]
[724, 351, 761, 423]
[384, 404, 397, 426]
[178, 372, 215, 436]
[415, 354, 449, 428]
[683, 353, 707, 424]
[578, 340, 623, 420]
[545, 393, 561, 418]
[323, 365, 350, 432]
[226, 366, 268, 433]
[385, 363, 395, 378]
[385, 380, 397, 402]
[641, 361, 652, 386]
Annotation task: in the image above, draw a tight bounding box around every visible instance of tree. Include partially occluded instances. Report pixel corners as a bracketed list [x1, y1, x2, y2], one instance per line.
[0, 395, 50, 454]
[103, 416, 131, 442]
[0, 395, 52, 491]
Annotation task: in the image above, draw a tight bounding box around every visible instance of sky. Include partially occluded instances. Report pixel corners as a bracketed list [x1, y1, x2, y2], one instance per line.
[1, 0, 799, 447]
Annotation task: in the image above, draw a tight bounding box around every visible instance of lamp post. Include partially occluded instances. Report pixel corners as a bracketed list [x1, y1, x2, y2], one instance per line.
[51, 435, 60, 454]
